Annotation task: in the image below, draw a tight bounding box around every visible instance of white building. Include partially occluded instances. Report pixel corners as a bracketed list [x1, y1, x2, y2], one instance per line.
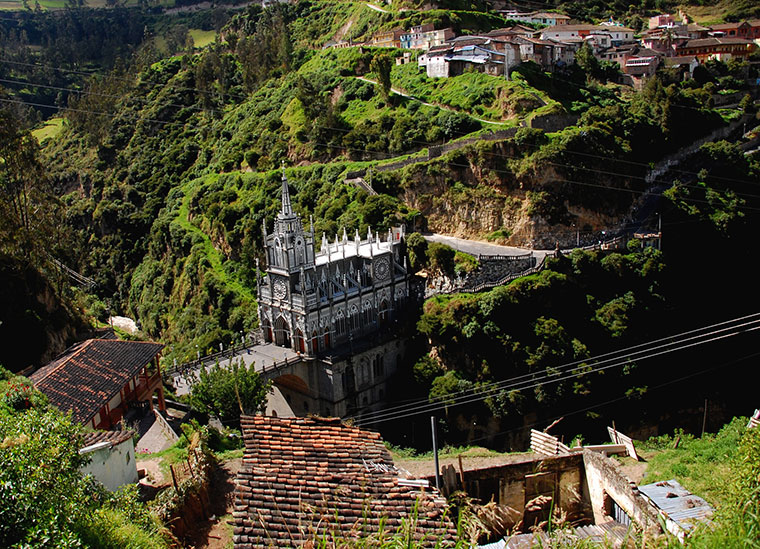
[257, 169, 410, 356]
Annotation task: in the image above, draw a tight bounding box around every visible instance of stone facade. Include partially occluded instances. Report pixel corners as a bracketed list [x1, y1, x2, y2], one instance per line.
[256, 169, 412, 418]
[258, 169, 411, 357]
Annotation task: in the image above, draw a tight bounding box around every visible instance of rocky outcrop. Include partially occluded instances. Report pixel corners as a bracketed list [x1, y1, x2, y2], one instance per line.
[0, 257, 83, 372]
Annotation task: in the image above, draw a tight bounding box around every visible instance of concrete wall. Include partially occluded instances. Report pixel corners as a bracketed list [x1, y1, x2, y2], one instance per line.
[582, 450, 660, 533]
[80, 438, 139, 492]
[529, 113, 579, 132]
[262, 337, 407, 418]
[451, 454, 590, 528]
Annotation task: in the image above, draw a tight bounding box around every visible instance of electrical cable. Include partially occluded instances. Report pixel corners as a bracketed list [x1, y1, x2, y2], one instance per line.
[352, 313, 760, 425]
[354, 312, 760, 422]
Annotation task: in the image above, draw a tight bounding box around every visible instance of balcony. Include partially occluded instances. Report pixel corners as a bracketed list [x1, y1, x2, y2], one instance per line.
[134, 371, 162, 403]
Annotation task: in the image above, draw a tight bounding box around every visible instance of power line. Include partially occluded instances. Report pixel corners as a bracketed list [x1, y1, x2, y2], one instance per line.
[356, 321, 760, 427]
[352, 313, 760, 426]
[360, 313, 756, 422]
[356, 313, 759, 425]
[461, 348, 760, 447]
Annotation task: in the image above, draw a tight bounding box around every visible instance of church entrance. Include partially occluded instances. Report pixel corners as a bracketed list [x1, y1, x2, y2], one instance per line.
[274, 316, 291, 348]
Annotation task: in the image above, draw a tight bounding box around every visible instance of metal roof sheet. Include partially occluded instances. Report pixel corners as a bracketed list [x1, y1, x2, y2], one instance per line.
[638, 479, 714, 533]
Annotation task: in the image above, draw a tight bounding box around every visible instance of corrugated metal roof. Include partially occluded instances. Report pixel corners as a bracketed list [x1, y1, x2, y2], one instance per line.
[638, 479, 714, 534]
[479, 521, 629, 548]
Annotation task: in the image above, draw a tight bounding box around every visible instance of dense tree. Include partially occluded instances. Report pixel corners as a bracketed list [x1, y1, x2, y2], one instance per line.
[0, 370, 168, 547]
[189, 360, 271, 422]
[370, 53, 393, 102]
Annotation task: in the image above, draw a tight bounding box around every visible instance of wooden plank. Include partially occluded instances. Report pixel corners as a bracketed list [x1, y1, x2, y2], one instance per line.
[582, 444, 627, 455]
[608, 426, 639, 461]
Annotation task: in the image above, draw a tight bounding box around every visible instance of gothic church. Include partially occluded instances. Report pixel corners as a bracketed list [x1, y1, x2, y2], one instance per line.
[257, 170, 411, 357]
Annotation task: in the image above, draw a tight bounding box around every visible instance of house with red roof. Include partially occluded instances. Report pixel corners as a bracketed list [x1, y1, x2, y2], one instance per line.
[31, 338, 165, 429]
[232, 416, 457, 548]
[676, 37, 757, 62]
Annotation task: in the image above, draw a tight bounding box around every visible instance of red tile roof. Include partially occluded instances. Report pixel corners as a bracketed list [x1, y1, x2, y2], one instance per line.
[81, 429, 134, 449]
[232, 416, 457, 548]
[30, 339, 163, 424]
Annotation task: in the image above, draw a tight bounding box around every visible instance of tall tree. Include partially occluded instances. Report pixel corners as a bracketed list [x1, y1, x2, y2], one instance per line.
[0, 108, 52, 264]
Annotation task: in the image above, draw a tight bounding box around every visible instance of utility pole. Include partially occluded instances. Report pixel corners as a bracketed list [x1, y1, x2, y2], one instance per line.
[658, 212, 662, 251]
[431, 416, 441, 491]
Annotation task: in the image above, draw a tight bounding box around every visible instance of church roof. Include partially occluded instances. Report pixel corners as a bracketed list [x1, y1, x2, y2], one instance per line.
[315, 230, 401, 266]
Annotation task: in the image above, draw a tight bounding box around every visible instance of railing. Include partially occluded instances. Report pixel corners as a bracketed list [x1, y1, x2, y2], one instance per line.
[477, 252, 534, 261]
[258, 355, 303, 378]
[163, 334, 262, 379]
[458, 254, 553, 294]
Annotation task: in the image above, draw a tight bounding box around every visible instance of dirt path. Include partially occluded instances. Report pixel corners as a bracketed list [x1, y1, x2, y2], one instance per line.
[184, 457, 242, 549]
[355, 76, 509, 126]
[137, 457, 169, 487]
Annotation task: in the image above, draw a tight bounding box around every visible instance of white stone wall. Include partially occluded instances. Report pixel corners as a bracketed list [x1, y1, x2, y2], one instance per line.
[582, 450, 660, 533]
[79, 438, 138, 492]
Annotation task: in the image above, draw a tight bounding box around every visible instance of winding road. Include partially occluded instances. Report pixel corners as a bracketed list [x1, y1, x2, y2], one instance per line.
[423, 233, 552, 260]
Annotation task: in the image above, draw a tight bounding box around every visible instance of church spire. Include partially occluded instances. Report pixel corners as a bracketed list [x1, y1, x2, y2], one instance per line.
[279, 161, 293, 218]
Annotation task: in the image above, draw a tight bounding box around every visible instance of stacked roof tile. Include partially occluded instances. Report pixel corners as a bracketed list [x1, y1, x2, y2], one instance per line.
[30, 339, 163, 424]
[233, 416, 457, 548]
[81, 429, 135, 449]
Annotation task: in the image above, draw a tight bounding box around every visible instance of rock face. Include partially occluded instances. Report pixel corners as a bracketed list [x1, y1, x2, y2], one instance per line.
[397, 140, 636, 249]
[0, 258, 83, 372]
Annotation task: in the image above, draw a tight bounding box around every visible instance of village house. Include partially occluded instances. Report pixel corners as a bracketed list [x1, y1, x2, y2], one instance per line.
[649, 13, 679, 29]
[662, 55, 700, 80]
[622, 51, 662, 88]
[513, 35, 576, 68]
[232, 415, 456, 548]
[708, 20, 760, 41]
[417, 36, 522, 78]
[371, 28, 404, 48]
[79, 429, 138, 491]
[400, 24, 455, 50]
[499, 10, 571, 27]
[676, 36, 758, 62]
[30, 338, 165, 429]
[540, 24, 636, 46]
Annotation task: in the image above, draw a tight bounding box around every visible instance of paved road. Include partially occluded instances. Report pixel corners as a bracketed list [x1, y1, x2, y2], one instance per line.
[424, 233, 552, 260]
[172, 344, 299, 396]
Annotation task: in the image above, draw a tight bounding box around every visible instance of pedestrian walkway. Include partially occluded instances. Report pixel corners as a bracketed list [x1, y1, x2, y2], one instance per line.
[172, 344, 299, 396]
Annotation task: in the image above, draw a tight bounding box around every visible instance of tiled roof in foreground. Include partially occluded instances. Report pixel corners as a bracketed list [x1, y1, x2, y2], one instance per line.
[81, 429, 134, 450]
[30, 339, 163, 424]
[233, 416, 457, 548]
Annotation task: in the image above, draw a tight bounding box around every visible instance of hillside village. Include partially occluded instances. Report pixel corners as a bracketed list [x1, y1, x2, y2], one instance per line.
[2, 0, 760, 547]
[332, 11, 758, 87]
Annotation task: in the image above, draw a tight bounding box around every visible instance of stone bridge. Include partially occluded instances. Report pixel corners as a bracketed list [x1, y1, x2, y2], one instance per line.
[166, 344, 335, 416]
[164, 338, 405, 419]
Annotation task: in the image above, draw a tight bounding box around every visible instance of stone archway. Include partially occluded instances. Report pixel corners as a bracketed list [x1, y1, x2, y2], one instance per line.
[274, 316, 291, 348]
